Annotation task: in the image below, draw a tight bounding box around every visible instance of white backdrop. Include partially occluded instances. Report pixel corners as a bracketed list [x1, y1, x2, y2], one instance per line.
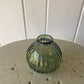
[0, 0, 84, 46]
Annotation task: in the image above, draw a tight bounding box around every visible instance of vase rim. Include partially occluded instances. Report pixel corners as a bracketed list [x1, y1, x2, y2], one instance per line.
[37, 34, 53, 44]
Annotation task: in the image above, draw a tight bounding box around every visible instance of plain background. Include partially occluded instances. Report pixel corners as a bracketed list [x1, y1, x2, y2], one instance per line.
[0, 0, 84, 46]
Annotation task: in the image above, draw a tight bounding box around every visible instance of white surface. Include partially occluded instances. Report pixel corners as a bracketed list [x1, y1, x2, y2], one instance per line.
[0, 40, 84, 84]
[0, 0, 84, 47]
[0, 0, 26, 46]
[23, 0, 46, 39]
[75, 5, 84, 46]
[47, 0, 83, 42]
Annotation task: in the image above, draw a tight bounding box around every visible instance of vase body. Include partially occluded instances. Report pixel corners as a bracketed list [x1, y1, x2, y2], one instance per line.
[26, 34, 62, 73]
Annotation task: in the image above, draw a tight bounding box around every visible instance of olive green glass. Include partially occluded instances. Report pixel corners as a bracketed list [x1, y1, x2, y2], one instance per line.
[26, 34, 62, 73]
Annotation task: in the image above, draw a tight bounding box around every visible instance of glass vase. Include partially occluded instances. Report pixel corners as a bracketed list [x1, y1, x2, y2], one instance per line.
[26, 34, 62, 73]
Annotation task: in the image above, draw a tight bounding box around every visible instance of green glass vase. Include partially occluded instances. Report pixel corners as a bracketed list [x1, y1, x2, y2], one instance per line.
[26, 34, 62, 73]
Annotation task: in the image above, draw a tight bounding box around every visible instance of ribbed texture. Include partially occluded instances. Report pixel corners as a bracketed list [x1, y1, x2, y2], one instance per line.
[26, 35, 62, 73]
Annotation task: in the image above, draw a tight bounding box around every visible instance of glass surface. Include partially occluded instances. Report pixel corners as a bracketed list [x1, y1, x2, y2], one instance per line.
[26, 34, 62, 73]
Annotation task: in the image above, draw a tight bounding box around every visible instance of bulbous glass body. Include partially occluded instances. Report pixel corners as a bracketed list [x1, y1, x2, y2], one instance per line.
[26, 34, 62, 73]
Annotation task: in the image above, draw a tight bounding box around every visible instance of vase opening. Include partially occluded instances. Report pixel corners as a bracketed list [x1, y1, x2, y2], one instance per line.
[37, 34, 53, 44]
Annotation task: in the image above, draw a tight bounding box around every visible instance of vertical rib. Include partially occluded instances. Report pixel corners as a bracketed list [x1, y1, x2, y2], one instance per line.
[73, 0, 84, 43]
[21, 0, 27, 39]
[45, 0, 49, 34]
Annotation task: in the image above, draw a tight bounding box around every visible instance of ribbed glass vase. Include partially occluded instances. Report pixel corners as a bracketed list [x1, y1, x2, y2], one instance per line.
[26, 34, 62, 73]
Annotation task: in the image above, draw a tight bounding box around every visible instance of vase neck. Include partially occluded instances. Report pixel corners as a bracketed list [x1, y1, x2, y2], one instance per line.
[37, 34, 53, 44]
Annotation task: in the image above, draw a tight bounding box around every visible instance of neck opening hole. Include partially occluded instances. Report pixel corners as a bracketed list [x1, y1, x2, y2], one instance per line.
[37, 34, 53, 44]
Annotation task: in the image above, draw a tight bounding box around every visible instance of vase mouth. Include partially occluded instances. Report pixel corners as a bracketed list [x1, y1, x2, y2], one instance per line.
[37, 34, 53, 44]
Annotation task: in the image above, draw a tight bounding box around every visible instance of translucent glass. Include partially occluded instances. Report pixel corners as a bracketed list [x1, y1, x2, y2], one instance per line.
[26, 34, 62, 73]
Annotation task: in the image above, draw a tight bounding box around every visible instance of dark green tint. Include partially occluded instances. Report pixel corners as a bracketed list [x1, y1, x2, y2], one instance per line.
[26, 34, 62, 73]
